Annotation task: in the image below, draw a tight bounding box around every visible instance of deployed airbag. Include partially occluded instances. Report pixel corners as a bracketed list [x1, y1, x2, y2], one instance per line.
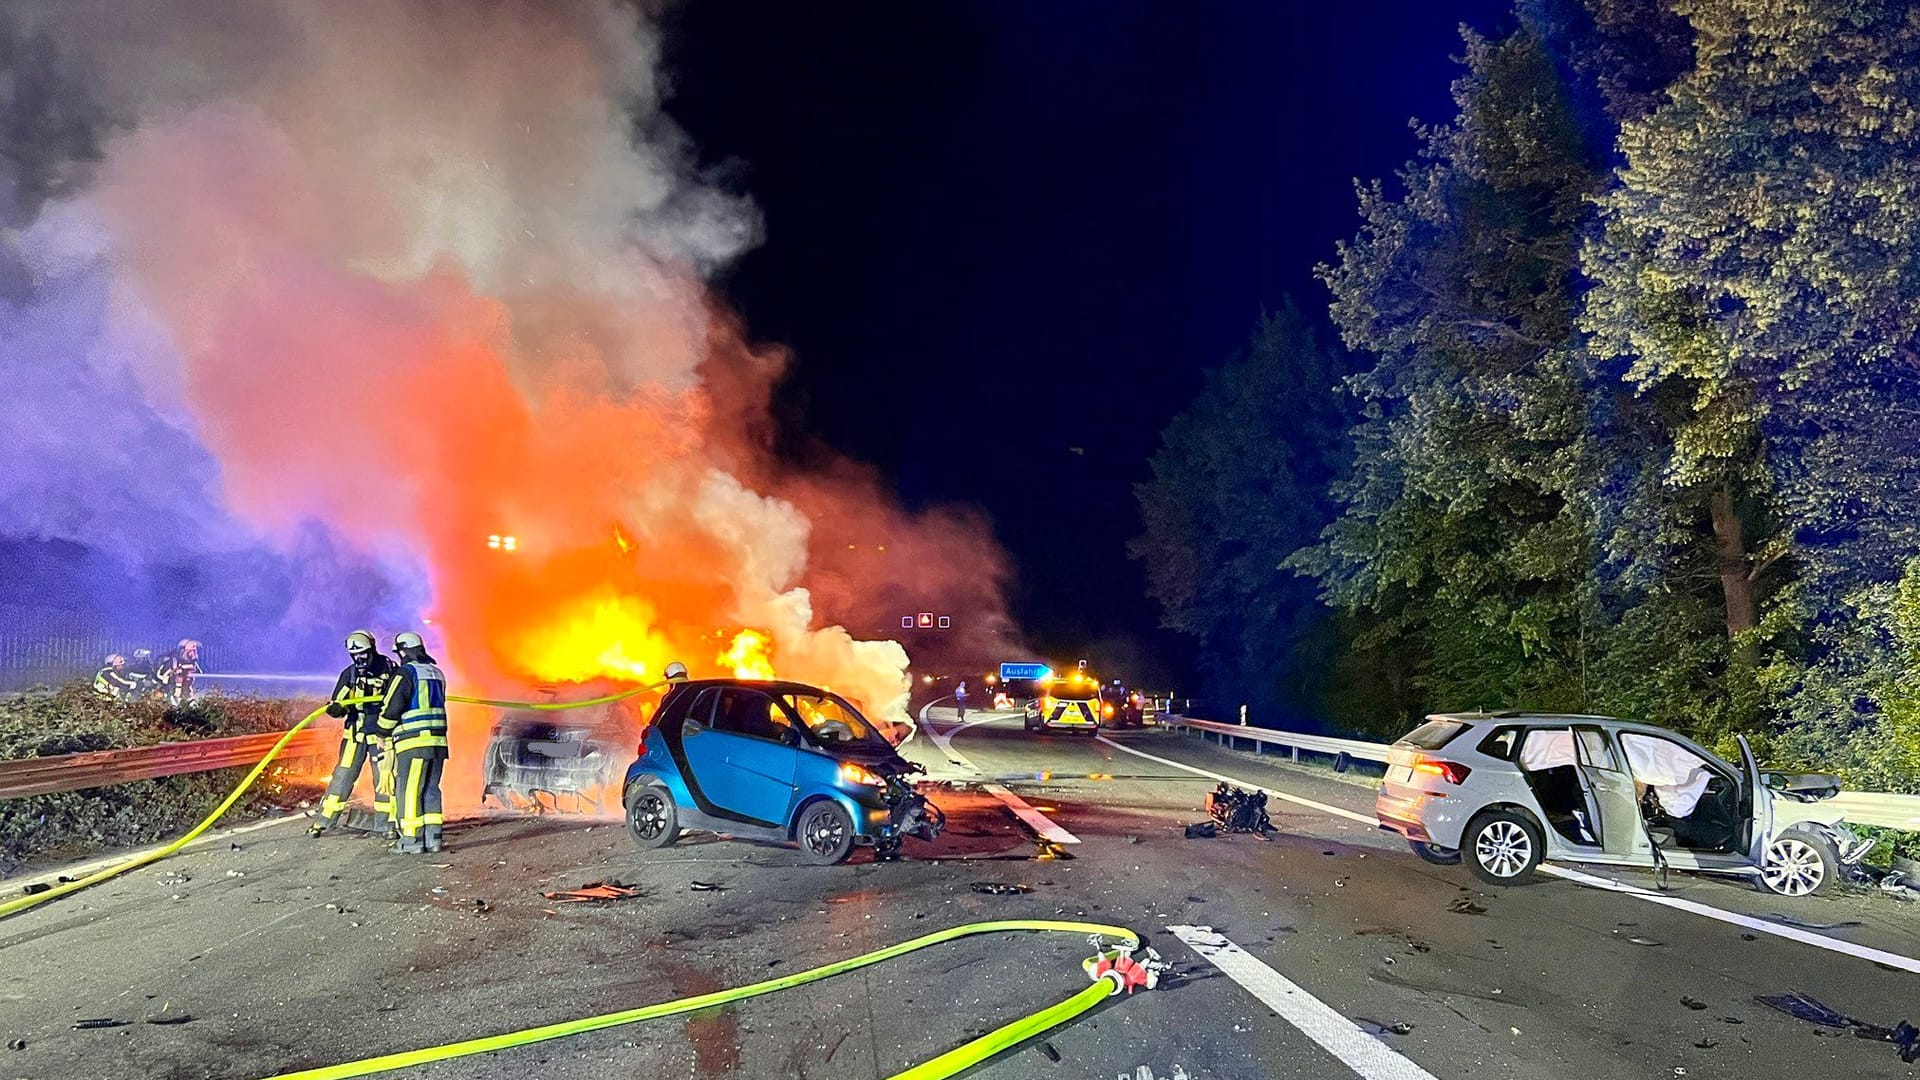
[1620, 733, 1712, 817]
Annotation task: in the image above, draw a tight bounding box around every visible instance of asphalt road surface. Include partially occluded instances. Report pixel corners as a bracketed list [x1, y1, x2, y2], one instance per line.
[3, 707, 1917, 1080]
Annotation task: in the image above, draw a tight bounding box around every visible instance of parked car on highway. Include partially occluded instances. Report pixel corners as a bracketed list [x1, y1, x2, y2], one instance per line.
[1376, 712, 1868, 896]
[623, 677, 944, 864]
[1022, 671, 1102, 734]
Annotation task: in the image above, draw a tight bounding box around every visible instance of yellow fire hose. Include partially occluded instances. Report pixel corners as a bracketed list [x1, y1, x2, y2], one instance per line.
[263, 919, 1140, 1080]
[3, 680, 1150, 1078]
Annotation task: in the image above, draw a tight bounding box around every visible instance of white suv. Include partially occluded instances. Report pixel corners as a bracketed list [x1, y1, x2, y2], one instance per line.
[1375, 712, 1867, 896]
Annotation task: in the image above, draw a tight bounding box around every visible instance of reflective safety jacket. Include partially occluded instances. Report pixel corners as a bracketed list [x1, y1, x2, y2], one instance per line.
[384, 660, 449, 758]
[331, 654, 401, 743]
[93, 667, 138, 700]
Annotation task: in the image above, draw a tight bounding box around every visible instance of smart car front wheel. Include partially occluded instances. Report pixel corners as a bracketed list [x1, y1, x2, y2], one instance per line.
[1759, 827, 1837, 896]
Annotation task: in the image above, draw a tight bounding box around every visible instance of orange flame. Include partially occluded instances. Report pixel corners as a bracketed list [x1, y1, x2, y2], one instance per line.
[718, 628, 776, 681]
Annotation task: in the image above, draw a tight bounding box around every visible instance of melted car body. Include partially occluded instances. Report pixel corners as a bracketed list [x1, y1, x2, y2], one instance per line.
[623, 678, 943, 864]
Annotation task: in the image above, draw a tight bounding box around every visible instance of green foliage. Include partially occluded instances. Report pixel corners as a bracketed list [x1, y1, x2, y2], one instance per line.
[1131, 301, 1347, 720]
[1296, 24, 1603, 725]
[0, 684, 326, 872]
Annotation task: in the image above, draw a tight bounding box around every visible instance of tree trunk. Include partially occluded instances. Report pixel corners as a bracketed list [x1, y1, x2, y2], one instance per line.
[1710, 483, 1758, 642]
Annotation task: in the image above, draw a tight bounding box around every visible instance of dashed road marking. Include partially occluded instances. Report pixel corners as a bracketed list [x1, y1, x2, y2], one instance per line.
[1167, 924, 1442, 1080]
[1105, 735, 1920, 976]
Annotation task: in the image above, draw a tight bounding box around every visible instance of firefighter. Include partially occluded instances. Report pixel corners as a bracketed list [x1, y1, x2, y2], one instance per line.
[127, 648, 157, 698]
[154, 638, 202, 706]
[309, 631, 400, 837]
[92, 654, 139, 701]
[385, 630, 448, 854]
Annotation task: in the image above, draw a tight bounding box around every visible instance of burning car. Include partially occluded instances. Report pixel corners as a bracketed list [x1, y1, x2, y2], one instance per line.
[1377, 712, 1869, 895]
[481, 703, 630, 814]
[623, 677, 943, 864]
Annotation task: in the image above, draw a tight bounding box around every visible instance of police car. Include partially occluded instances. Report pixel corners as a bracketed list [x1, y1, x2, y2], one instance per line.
[1023, 671, 1104, 735]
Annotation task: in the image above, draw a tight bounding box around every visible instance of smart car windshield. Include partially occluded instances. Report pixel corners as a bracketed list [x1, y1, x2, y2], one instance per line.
[782, 692, 883, 748]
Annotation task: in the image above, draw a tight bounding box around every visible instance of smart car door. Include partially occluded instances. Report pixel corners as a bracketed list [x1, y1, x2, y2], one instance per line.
[706, 688, 799, 825]
[1574, 726, 1645, 857]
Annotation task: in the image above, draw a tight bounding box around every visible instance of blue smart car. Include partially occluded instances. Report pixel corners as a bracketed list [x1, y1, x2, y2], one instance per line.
[622, 678, 945, 864]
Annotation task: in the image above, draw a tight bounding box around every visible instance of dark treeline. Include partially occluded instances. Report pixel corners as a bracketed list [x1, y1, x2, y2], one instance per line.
[1135, 0, 1920, 791]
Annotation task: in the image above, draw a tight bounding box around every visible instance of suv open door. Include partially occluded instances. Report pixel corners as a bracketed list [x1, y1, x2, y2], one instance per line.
[1738, 734, 1771, 865]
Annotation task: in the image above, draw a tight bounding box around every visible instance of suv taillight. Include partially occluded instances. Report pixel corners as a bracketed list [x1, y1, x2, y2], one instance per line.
[1413, 758, 1471, 784]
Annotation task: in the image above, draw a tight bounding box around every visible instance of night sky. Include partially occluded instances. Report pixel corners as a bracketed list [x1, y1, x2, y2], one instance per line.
[663, 2, 1513, 680]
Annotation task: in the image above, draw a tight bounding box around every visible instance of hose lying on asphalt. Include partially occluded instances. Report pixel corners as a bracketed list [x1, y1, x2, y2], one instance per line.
[0, 682, 668, 921]
[261, 919, 1141, 1080]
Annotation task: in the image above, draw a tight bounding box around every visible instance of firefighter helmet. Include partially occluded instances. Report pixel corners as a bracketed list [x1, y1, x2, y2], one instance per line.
[664, 661, 689, 682]
[393, 631, 424, 653]
[178, 638, 201, 651]
[345, 630, 376, 654]
[105, 653, 126, 667]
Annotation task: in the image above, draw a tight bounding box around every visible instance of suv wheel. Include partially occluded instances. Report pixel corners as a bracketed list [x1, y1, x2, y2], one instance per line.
[625, 783, 679, 849]
[1464, 809, 1543, 885]
[1408, 840, 1462, 865]
[796, 800, 856, 865]
[1759, 826, 1838, 896]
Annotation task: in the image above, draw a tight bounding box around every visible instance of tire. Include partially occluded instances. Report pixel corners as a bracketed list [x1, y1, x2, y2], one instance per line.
[1464, 809, 1543, 885]
[1759, 826, 1839, 896]
[1409, 840, 1462, 866]
[624, 782, 679, 849]
[1025, 717, 1041, 733]
[795, 800, 856, 865]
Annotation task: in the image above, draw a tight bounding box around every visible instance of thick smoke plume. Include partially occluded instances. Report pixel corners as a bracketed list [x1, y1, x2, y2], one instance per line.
[3, 2, 1013, 729]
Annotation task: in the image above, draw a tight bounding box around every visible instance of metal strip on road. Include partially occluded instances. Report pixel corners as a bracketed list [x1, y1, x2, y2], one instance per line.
[981, 783, 1081, 845]
[1099, 735, 1920, 976]
[1166, 925, 1442, 1080]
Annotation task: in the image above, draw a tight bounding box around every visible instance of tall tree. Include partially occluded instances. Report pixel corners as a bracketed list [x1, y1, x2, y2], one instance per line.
[1298, 23, 1606, 718]
[1131, 301, 1346, 724]
[1581, 0, 1920, 740]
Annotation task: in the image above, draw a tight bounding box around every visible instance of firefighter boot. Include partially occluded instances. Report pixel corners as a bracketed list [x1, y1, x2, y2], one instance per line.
[423, 824, 444, 853]
[392, 836, 426, 855]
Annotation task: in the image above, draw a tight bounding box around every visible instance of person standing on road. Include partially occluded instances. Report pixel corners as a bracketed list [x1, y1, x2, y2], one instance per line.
[955, 679, 969, 722]
[385, 631, 449, 854]
[153, 638, 202, 706]
[310, 630, 400, 837]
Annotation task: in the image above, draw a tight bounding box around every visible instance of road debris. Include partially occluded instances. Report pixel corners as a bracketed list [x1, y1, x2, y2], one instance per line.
[8, 1037, 26, 1050]
[1446, 897, 1487, 916]
[1206, 784, 1273, 834]
[1628, 937, 1663, 947]
[1756, 991, 1920, 1063]
[542, 881, 647, 903]
[1682, 996, 1708, 1011]
[1183, 823, 1218, 839]
[1354, 1018, 1414, 1037]
[146, 1015, 196, 1025]
[72, 1019, 128, 1030]
[20, 882, 49, 896]
[1039, 1040, 1061, 1062]
[971, 882, 1034, 895]
[1764, 913, 1862, 931]
[690, 881, 728, 892]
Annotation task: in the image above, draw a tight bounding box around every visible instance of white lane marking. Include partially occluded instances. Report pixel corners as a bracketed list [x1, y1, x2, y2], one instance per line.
[8, 812, 310, 892]
[1167, 925, 1441, 1080]
[1538, 863, 1920, 974]
[916, 703, 1018, 775]
[981, 783, 1081, 845]
[1097, 736, 1376, 825]
[1105, 736, 1920, 975]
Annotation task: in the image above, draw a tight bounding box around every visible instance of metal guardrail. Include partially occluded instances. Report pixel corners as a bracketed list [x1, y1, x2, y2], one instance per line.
[1161, 715, 1920, 831]
[1160, 715, 1391, 763]
[0, 727, 338, 799]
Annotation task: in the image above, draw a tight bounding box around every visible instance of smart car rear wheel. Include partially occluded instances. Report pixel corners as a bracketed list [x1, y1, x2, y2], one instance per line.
[1409, 840, 1462, 865]
[796, 800, 856, 865]
[1464, 809, 1542, 885]
[625, 783, 679, 849]
[1759, 827, 1837, 896]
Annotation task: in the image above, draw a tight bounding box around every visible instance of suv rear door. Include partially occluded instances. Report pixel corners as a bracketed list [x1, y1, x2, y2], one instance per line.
[1573, 726, 1644, 857]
